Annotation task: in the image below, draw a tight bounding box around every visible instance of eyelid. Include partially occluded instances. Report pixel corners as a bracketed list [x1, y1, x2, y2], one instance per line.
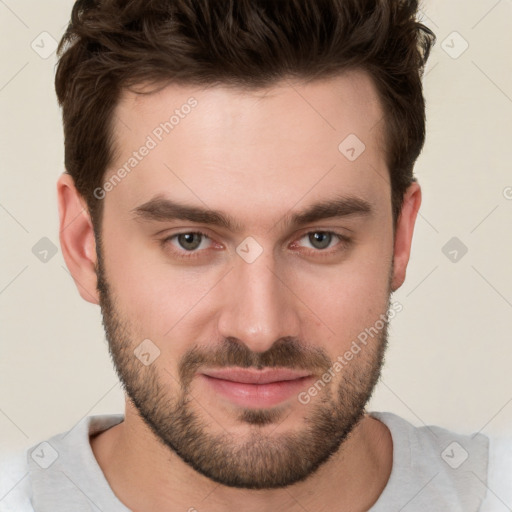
[164, 230, 218, 250]
[294, 226, 352, 239]
[161, 228, 352, 259]
[290, 230, 351, 253]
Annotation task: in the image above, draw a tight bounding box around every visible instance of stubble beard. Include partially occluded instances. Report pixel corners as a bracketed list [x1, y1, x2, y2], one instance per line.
[96, 247, 391, 489]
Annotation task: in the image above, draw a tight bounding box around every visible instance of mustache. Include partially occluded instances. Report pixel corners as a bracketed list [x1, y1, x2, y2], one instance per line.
[178, 337, 332, 388]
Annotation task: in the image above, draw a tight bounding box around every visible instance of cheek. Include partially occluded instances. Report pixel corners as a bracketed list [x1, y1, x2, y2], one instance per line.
[100, 227, 219, 353]
[101, 197, 393, 352]
[289, 238, 393, 345]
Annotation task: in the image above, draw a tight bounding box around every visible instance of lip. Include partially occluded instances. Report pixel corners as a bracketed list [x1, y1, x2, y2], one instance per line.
[199, 367, 314, 409]
[201, 367, 312, 384]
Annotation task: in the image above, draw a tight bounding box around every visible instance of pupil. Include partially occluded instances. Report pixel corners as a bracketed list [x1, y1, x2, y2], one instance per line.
[310, 232, 331, 249]
[179, 233, 201, 250]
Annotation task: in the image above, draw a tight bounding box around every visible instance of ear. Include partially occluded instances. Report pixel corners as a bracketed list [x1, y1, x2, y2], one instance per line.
[57, 173, 99, 304]
[391, 181, 422, 292]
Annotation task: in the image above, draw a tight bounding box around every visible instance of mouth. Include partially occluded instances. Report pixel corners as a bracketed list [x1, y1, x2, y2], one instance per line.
[198, 367, 314, 409]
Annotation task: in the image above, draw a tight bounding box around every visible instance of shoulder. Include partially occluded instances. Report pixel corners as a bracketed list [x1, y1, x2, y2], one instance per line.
[0, 414, 124, 512]
[0, 450, 33, 511]
[479, 435, 512, 511]
[370, 410, 491, 465]
[369, 411, 511, 511]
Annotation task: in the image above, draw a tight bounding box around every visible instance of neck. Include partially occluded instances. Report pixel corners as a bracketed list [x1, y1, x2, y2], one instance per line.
[90, 402, 392, 512]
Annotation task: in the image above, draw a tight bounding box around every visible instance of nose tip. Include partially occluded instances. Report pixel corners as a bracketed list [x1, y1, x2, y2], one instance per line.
[216, 257, 301, 354]
[222, 317, 285, 355]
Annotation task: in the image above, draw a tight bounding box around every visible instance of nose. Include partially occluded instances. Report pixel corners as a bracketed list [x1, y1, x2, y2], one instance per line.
[216, 247, 301, 354]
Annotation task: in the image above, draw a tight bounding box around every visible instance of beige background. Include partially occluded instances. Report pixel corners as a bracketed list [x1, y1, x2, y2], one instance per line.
[1, 0, 511, 455]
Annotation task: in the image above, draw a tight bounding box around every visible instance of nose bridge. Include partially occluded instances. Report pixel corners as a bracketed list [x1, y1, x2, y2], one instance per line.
[217, 245, 300, 353]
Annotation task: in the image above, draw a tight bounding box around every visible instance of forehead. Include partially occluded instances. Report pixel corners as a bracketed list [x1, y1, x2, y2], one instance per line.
[116, 71, 385, 148]
[105, 71, 389, 226]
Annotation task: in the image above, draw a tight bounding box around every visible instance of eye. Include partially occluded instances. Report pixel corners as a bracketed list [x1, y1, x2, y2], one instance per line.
[161, 229, 351, 261]
[163, 231, 214, 258]
[293, 231, 350, 255]
[303, 231, 335, 250]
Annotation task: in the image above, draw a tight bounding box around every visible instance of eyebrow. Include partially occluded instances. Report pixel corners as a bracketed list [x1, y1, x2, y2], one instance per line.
[131, 194, 374, 232]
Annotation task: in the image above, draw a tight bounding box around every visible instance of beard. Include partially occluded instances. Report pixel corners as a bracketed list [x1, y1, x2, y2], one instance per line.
[95, 244, 391, 490]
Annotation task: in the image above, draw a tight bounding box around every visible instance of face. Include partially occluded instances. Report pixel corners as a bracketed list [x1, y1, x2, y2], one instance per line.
[94, 71, 397, 489]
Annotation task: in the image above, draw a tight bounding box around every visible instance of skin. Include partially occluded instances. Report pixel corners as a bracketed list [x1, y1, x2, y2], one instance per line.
[57, 70, 421, 511]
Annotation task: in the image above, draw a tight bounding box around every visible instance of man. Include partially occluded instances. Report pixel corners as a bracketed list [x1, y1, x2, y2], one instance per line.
[1, 0, 511, 510]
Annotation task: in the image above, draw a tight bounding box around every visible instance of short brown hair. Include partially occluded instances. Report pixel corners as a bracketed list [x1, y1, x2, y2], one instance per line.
[55, 0, 435, 230]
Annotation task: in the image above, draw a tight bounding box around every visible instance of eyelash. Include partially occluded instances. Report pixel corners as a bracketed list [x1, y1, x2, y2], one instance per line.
[161, 230, 352, 260]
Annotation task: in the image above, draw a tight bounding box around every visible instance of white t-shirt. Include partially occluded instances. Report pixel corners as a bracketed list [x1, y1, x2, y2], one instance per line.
[1, 411, 511, 511]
